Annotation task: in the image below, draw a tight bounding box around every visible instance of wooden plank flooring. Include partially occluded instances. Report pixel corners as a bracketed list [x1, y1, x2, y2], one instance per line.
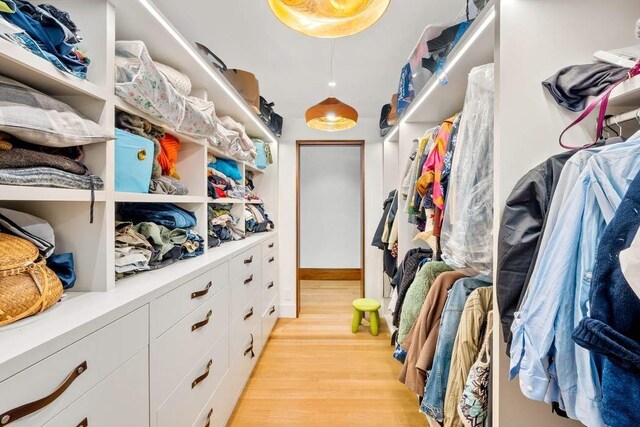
[228, 280, 426, 426]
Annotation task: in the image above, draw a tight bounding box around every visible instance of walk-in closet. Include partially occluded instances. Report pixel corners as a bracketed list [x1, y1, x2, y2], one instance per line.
[0, 0, 639, 426]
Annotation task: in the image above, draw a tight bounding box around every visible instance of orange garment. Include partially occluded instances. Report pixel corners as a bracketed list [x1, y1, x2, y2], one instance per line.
[157, 134, 181, 179]
[416, 116, 455, 209]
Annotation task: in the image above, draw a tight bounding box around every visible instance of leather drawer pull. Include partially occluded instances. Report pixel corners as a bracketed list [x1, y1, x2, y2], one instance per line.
[0, 361, 87, 426]
[204, 409, 213, 427]
[244, 307, 254, 321]
[191, 310, 213, 332]
[244, 334, 255, 358]
[77, 418, 88, 427]
[268, 257, 275, 263]
[268, 282, 274, 290]
[268, 243, 274, 248]
[244, 275, 254, 285]
[192, 360, 213, 389]
[243, 256, 253, 264]
[269, 306, 276, 316]
[191, 282, 212, 299]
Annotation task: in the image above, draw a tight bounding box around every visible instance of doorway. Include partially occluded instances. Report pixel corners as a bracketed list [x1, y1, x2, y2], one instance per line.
[296, 140, 365, 317]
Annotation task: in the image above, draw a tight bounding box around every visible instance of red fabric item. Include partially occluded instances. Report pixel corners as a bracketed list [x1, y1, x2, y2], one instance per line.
[215, 187, 227, 198]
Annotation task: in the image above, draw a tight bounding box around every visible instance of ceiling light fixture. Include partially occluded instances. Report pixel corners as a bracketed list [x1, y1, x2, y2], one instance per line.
[306, 40, 358, 131]
[268, 0, 391, 38]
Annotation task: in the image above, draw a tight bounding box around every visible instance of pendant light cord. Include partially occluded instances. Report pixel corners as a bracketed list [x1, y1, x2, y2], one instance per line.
[330, 40, 336, 97]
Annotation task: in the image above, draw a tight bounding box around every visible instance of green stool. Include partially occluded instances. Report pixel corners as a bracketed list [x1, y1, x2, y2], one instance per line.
[352, 298, 382, 336]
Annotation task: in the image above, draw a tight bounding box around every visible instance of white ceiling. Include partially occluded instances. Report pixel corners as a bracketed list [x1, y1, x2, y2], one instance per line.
[154, 0, 466, 118]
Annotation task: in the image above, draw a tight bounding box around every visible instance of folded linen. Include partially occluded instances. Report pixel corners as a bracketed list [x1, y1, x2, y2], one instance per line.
[0, 166, 103, 189]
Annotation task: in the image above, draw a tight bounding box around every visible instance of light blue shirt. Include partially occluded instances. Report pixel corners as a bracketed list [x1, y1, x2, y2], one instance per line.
[510, 137, 640, 427]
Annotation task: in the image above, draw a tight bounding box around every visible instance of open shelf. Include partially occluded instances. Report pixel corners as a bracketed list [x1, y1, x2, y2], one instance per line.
[209, 197, 243, 204]
[115, 192, 205, 203]
[0, 38, 109, 101]
[383, 0, 495, 144]
[0, 185, 106, 202]
[110, 0, 278, 143]
[609, 74, 640, 108]
[245, 200, 264, 204]
[114, 97, 207, 147]
[207, 145, 264, 174]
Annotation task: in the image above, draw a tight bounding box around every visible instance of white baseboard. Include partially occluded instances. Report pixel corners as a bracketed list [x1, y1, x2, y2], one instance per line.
[279, 303, 296, 318]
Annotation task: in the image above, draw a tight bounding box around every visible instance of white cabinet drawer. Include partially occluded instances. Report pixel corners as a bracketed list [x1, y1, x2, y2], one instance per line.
[229, 246, 261, 281]
[262, 297, 278, 346]
[152, 286, 229, 408]
[0, 306, 148, 427]
[157, 332, 229, 427]
[261, 235, 277, 257]
[263, 253, 278, 283]
[230, 260, 261, 320]
[151, 263, 228, 338]
[43, 348, 149, 427]
[227, 321, 263, 404]
[230, 293, 261, 359]
[192, 373, 232, 427]
[261, 278, 278, 313]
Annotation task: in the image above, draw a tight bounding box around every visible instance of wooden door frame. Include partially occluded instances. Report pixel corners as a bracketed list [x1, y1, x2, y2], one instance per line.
[296, 140, 365, 317]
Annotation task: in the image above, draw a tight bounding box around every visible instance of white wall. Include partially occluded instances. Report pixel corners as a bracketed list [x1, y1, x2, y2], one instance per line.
[278, 117, 383, 317]
[299, 145, 362, 269]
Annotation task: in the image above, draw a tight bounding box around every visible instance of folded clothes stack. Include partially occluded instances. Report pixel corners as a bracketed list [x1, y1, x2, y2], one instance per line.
[115, 203, 204, 279]
[0, 131, 103, 190]
[244, 170, 261, 202]
[208, 204, 244, 248]
[244, 203, 275, 234]
[0, 207, 76, 289]
[207, 155, 244, 200]
[116, 111, 189, 195]
[0, 0, 90, 78]
[213, 116, 256, 163]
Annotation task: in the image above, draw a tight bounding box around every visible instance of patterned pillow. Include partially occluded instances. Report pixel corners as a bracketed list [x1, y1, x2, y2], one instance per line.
[0, 75, 113, 147]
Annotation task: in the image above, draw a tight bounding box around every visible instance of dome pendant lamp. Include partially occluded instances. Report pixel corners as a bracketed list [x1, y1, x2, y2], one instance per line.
[306, 41, 358, 131]
[268, 0, 391, 38]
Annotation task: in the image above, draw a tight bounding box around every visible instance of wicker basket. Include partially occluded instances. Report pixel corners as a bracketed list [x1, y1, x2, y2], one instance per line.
[0, 233, 63, 326]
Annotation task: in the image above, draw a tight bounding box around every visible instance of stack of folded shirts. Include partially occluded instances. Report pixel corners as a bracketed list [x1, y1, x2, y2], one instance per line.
[115, 203, 204, 279]
[117, 112, 189, 196]
[244, 203, 275, 234]
[0, 1, 90, 78]
[244, 170, 262, 202]
[0, 132, 103, 190]
[207, 204, 244, 247]
[207, 155, 244, 199]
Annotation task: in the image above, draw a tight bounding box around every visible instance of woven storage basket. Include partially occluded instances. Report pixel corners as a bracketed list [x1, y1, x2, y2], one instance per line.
[0, 233, 63, 326]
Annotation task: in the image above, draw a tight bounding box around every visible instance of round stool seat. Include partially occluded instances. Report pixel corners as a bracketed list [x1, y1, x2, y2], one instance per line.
[352, 298, 381, 312]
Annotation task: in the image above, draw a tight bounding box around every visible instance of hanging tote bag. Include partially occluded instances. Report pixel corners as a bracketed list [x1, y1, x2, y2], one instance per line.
[195, 42, 261, 113]
[0, 232, 63, 326]
[559, 61, 640, 149]
[115, 129, 154, 193]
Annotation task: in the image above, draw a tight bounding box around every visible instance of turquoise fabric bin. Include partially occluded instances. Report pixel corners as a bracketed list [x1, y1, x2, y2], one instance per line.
[115, 129, 154, 193]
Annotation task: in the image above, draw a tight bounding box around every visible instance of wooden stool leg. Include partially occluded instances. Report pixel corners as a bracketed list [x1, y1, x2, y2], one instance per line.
[352, 309, 363, 333]
[370, 310, 380, 336]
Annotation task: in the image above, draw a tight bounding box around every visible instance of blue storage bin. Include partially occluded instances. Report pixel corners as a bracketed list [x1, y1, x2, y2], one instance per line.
[115, 129, 154, 193]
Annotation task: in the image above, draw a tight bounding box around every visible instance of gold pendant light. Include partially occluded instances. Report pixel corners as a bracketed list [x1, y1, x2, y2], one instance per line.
[306, 40, 358, 131]
[306, 97, 358, 131]
[268, 0, 391, 38]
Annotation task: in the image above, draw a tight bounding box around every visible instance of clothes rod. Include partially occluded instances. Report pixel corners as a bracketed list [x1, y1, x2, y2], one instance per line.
[605, 108, 639, 125]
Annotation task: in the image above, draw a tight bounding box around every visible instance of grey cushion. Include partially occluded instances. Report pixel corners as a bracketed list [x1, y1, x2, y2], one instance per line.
[0, 207, 55, 257]
[0, 75, 113, 147]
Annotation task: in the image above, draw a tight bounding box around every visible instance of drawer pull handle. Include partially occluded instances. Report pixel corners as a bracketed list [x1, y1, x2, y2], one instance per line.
[77, 418, 88, 427]
[268, 243, 274, 248]
[268, 281, 274, 290]
[268, 257, 275, 263]
[243, 256, 253, 264]
[192, 310, 213, 332]
[204, 409, 213, 427]
[244, 334, 255, 358]
[192, 360, 213, 389]
[191, 282, 212, 299]
[244, 307, 254, 321]
[244, 275, 254, 285]
[0, 361, 88, 426]
[269, 306, 276, 316]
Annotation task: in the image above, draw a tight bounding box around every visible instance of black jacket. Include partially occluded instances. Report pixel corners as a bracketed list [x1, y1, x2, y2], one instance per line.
[497, 151, 574, 346]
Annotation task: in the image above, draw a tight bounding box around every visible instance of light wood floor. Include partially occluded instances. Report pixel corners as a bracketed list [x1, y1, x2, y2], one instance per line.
[228, 280, 426, 426]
